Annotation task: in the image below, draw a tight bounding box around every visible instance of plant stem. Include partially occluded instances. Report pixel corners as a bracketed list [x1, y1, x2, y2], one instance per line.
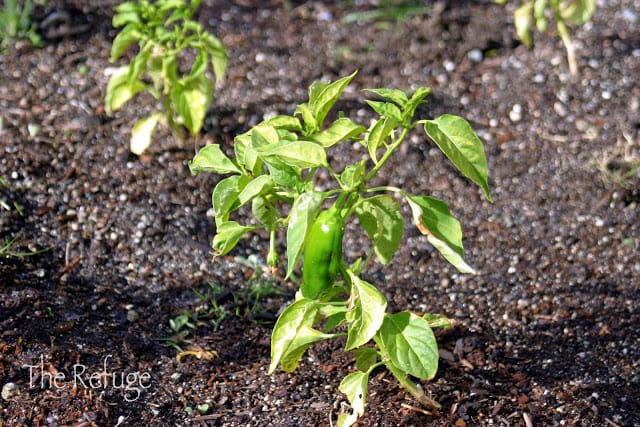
[364, 126, 410, 184]
[550, 3, 578, 76]
[364, 185, 405, 195]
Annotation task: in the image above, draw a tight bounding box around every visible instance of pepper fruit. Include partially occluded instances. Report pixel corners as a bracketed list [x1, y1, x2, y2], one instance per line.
[301, 207, 344, 299]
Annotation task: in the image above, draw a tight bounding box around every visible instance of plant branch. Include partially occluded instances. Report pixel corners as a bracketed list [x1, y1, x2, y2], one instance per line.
[364, 126, 410, 184]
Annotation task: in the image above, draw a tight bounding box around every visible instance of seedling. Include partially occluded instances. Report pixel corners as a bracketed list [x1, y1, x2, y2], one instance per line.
[105, 0, 228, 154]
[497, 0, 596, 75]
[1, 178, 48, 257]
[189, 71, 492, 425]
[593, 129, 640, 190]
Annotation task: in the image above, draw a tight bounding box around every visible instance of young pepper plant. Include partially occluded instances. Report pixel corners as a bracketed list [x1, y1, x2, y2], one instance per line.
[105, 0, 228, 154]
[189, 71, 492, 425]
[496, 0, 596, 75]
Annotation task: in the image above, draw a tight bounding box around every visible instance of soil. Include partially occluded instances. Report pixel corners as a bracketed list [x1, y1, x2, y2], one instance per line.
[1, 0, 639, 426]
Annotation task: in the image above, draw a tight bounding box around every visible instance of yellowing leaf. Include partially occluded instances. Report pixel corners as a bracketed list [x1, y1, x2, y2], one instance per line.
[130, 113, 162, 155]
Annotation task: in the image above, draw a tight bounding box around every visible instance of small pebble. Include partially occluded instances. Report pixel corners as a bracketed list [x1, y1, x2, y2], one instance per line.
[509, 104, 523, 122]
[467, 49, 483, 63]
[2, 383, 20, 401]
[126, 309, 139, 322]
[317, 11, 333, 21]
[444, 60, 456, 72]
[554, 102, 568, 117]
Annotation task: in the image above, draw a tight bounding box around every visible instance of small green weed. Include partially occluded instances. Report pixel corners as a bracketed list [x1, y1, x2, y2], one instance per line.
[164, 257, 284, 352]
[0, 0, 42, 52]
[594, 129, 640, 190]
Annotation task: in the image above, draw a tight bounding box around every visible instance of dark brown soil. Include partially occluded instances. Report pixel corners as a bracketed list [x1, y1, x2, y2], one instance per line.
[1, 1, 639, 426]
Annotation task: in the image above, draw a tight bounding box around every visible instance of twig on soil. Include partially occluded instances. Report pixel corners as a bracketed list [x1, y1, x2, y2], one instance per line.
[400, 402, 434, 416]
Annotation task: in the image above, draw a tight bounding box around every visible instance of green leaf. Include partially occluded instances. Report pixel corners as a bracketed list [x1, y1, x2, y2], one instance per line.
[211, 175, 249, 225]
[337, 371, 369, 427]
[158, 0, 188, 14]
[264, 115, 303, 132]
[559, 0, 595, 24]
[309, 118, 366, 148]
[514, 1, 534, 47]
[251, 124, 279, 148]
[236, 175, 274, 207]
[294, 103, 318, 135]
[113, 1, 140, 14]
[285, 191, 324, 279]
[212, 221, 257, 256]
[366, 118, 397, 164]
[405, 195, 475, 274]
[233, 132, 250, 167]
[188, 51, 208, 79]
[128, 50, 150, 81]
[265, 159, 301, 189]
[234, 133, 262, 175]
[211, 50, 228, 82]
[172, 73, 213, 135]
[203, 33, 228, 82]
[104, 66, 146, 114]
[162, 52, 179, 84]
[146, 54, 164, 91]
[423, 114, 492, 202]
[355, 195, 403, 264]
[354, 348, 379, 372]
[403, 86, 431, 122]
[257, 140, 328, 169]
[189, 144, 241, 175]
[320, 304, 348, 332]
[365, 100, 402, 123]
[340, 160, 366, 190]
[378, 312, 438, 380]
[110, 24, 141, 62]
[252, 196, 278, 228]
[345, 270, 387, 351]
[112, 6, 142, 27]
[269, 299, 334, 373]
[130, 113, 162, 155]
[363, 88, 408, 107]
[309, 70, 358, 129]
[533, 0, 549, 32]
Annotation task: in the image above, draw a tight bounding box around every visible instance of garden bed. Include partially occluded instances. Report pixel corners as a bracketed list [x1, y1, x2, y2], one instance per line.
[1, 0, 639, 425]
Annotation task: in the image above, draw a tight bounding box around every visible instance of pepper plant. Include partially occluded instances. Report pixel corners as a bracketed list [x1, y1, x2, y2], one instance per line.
[105, 0, 228, 154]
[189, 71, 492, 425]
[496, 0, 596, 75]
[0, 0, 42, 53]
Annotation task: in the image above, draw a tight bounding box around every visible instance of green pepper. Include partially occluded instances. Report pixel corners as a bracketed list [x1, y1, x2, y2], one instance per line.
[301, 207, 344, 299]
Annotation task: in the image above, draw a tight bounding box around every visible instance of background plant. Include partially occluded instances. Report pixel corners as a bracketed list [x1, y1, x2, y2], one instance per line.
[189, 71, 492, 425]
[496, 0, 596, 75]
[0, 0, 43, 53]
[341, 0, 431, 26]
[105, 0, 228, 155]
